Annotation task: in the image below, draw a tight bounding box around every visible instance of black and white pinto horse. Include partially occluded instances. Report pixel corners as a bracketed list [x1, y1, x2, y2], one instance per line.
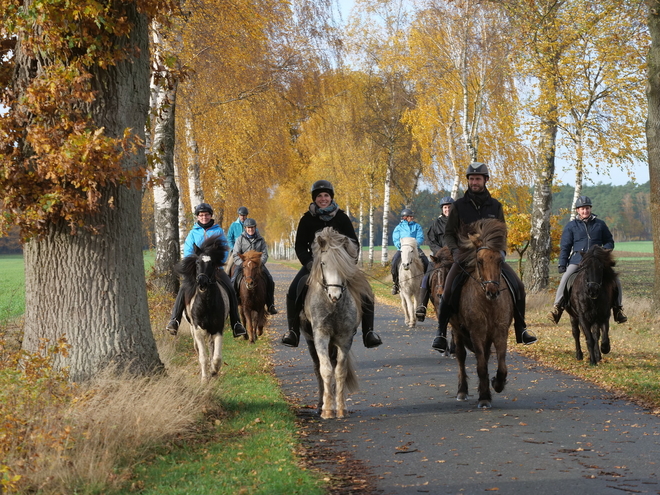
[301, 227, 372, 419]
[176, 236, 230, 381]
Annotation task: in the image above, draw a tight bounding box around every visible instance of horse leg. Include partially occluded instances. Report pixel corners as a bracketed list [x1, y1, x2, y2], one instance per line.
[601, 321, 611, 355]
[305, 338, 324, 414]
[334, 345, 350, 418]
[192, 327, 209, 382]
[247, 310, 256, 344]
[581, 319, 599, 366]
[491, 336, 508, 394]
[210, 333, 223, 377]
[474, 343, 492, 409]
[591, 323, 602, 364]
[455, 339, 469, 401]
[315, 336, 336, 419]
[570, 315, 583, 361]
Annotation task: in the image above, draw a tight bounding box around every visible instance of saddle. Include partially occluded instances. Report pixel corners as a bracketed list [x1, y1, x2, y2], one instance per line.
[295, 273, 309, 309]
[562, 270, 580, 312]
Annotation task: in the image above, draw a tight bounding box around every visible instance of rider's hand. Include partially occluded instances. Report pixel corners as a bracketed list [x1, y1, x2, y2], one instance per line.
[558, 265, 566, 274]
[305, 261, 313, 271]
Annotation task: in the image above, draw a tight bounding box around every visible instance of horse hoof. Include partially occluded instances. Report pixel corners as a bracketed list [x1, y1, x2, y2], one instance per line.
[337, 409, 349, 419]
[478, 400, 492, 409]
[456, 393, 468, 401]
[576, 352, 583, 361]
[601, 342, 611, 354]
[321, 410, 335, 419]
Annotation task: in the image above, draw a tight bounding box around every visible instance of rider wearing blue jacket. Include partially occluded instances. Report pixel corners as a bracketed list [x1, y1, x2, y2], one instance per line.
[166, 203, 247, 338]
[227, 206, 249, 250]
[390, 208, 429, 295]
[548, 196, 627, 324]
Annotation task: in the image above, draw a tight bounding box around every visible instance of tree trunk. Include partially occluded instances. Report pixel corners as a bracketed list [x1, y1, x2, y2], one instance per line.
[525, 76, 558, 293]
[381, 161, 393, 266]
[150, 21, 180, 295]
[185, 115, 204, 209]
[369, 184, 375, 268]
[20, 5, 162, 381]
[646, 2, 660, 313]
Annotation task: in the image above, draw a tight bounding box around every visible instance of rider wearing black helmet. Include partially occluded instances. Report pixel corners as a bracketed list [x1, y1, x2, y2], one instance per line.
[431, 162, 537, 352]
[390, 208, 429, 295]
[227, 206, 250, 250]
[280, 180, 382, 349]
[548, 196, 627, 324]
[231, 218, 278, 315]
[415, 196, 454, 321]
[166, 203, 247, 338]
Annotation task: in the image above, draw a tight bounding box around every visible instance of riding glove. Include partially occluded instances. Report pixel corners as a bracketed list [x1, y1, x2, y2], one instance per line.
[558, 265, 566, 274]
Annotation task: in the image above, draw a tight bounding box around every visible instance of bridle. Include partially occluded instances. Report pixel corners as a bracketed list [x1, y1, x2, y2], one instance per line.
[472, 246, 504, 294]
[319, 251, 347, 295]
[585, 259, 604, 299]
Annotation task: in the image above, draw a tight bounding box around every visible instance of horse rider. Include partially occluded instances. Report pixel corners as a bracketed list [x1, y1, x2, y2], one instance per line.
[227, 206, 249, 250]
[165, 203, 247, 338]
[548, 195, 627, 325]
[415, 196, 454, 322]
[280, 180, 383, 349]
[390, 208, 429, 295]
[431, 162, 538, 352]
[231, 217, 278, 315]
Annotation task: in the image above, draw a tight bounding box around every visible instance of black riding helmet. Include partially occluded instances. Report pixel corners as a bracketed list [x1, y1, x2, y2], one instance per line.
[400, 208, 414, 217]
[244, 218, 257, 228]
[194, 203, 213, 216]
[311, 180, 335, 200]
[238, 206, 249, 216]
[575, 196, 593, 208]
[465, 162, 490, 179]
[440, 196, 454, 207]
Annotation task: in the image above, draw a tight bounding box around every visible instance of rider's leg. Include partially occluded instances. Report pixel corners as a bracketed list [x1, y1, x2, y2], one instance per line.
[281, 267, 308, 347]
[166, 286, 186, 335]
[501, 264, 536, 345]
[361, 295, 382, 348]
[391, 250, 401, 294]
[416, 271, 431, 321]
[262, 265, 278, 314]
[548, 264, 578, 324]
[613, 277, 627, 323]
[217, 269, 247, 337]
[432, 262, 460, 352]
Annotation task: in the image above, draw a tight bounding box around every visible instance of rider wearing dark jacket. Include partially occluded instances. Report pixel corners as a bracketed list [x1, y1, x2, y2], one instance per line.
[280, 180, 382, 349]
[548, 195, 627, 324]
[431, 163, 537, 352]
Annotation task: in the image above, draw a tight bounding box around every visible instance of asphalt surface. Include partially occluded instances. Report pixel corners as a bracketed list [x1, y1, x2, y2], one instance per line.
[267, 261, 660, 495]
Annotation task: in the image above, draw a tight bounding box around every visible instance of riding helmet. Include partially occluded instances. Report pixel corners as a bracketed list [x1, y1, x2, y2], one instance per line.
[194, 203, 213, 216]
[440, 196, 455, 207]
[311, 180, 335, 200]
[400, 208, 414, 217]
[237, 206, 249, 216]
[465, 162, 490, 179]
[244, 218, 257, 228]
[575, 196, 593, 208]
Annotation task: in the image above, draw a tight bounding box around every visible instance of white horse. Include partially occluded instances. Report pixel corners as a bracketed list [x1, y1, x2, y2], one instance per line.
[398, 237, 424, 328]
[301, 227, 372, 419]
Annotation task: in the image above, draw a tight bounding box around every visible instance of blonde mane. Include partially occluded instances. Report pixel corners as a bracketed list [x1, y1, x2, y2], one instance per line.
[458, 219, 508, 269]
[308, 227, 373, 304]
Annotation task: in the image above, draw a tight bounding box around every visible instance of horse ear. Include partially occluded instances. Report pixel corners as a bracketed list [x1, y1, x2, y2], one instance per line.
[194, 243, 201, 255]
[239, 253, 246, 261]
[430, 254, 439, 263]
[317, 235, 327, 249]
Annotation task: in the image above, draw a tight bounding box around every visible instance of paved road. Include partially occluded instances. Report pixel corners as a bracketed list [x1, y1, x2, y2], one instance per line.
[267, 262, 660, 495]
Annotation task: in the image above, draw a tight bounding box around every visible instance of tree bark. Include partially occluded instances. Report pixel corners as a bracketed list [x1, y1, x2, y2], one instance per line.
[20, 5, 163, 381]
[646, 2, 660, 313]
[381, 163, 393, 265]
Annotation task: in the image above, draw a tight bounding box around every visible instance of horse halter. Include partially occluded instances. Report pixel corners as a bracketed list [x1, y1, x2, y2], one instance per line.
[585, 259, 604, 299]
[474, 246, 502, 293]
[196, 255, 215, 290]
[319, 250, 346, 296]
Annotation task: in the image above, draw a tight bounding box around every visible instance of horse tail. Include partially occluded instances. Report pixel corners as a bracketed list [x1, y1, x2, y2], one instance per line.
[345, 352, 359, 393]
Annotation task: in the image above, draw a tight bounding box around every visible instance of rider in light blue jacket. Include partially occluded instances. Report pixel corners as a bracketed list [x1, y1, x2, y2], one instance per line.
[227, 206, 249, 250]
[390, 208, 429, 294]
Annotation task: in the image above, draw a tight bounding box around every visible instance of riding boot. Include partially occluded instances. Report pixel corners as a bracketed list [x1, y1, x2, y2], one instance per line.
[513, 297, 537, 345]
[361, 296, 382, 348]
[281, 295, 301, 347]
[217, 269, 247, 338]
[391, 252, 400, 294]
[432, 297, 451, 352]
[415, 286, 430, 322]
[613, 306, 628, 324]
[547, 298, 564, 325]
[166, 288, 186, 335]
[266, 274, 278, 315]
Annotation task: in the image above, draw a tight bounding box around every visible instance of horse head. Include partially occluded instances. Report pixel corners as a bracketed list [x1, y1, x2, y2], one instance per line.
[580, 246, 612, 300]
[239, 251, 263, 291]
[192, 238, 227, 292]
[312, 228, 353, 303]
[463, 220, 507, 301]
[400, 237, 418, 271]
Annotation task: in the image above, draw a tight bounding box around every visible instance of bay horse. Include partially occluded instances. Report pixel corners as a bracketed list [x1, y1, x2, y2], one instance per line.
[301, 227, 371, 419]
[451, 219, 513, 409]
[398, 237, 424, 328]
[565, 245, 618, 365]
[176, 236, 230, 382]
[429, 246, 455, 356]
[237, 250, 268, 344]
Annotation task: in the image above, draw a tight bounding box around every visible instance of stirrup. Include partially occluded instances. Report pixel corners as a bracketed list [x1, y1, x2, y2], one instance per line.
[267, 305, 278, 315]
[232, 322, 247, 338]
[281, 330, 300, 347]
[432, 335, 447, 352]
[519, 329, 537, 345]
[166, 319, 179, 336]
[363, 330, 382, 348]
[391, 285, 399, 295]
[415, 306, 426, 322]
[614, 307, 628, 324]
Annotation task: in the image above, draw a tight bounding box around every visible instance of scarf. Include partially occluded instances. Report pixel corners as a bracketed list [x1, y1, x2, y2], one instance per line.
[309, 201, 339, 222]
[198, 219, 215, 230]
[466, 188, 491, 208]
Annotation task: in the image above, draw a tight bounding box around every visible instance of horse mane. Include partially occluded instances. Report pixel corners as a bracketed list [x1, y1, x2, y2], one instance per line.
[580, 244, 616, 269]
[176, 236, 228, 300]
[432, 246, 454, 270]
[458, 219, 507, 268]
[309, 227, 373, 303]
[242, 250, 263, 266]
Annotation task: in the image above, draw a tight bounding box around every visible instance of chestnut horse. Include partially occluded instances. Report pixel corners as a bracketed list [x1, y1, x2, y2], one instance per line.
[237, 250, 268, 344]
[451, 219, 513, 409]
[565, 245, 618, 365]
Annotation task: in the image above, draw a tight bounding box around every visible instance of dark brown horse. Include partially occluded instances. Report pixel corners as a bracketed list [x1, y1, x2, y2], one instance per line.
[237, 250, 268, 344]
[565, 245, 618, 365]
[451, 219, 513, 409]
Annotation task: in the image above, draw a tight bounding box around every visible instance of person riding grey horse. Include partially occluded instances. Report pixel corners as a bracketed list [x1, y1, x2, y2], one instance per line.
[390, 208, 429, 295]
[431, 162, 537, 353]
[548, 195, 627, 325]
[280, 180, 382, 349]
[415, 196, 454, 322]
[231, 217, 278, 315]
[166, 203, 247, 338]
